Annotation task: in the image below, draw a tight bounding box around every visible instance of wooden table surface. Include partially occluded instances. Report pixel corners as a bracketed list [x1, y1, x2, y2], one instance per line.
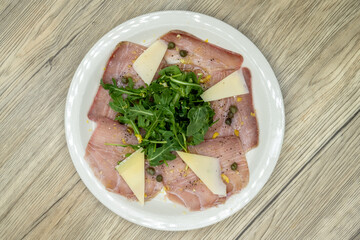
[1, 0, 359, 239]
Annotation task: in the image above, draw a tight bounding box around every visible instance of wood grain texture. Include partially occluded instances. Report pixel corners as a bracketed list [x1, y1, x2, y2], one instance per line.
[0, 0, 359, 239]
[237, 113, 360, 239]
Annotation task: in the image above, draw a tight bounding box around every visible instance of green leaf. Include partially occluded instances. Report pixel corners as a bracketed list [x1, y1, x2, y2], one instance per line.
[187, 106, 210, 135]
[158, 65, 182, 76]
[101, 65, 216, 166]
[147, 139, 180, 166]
[186, 106, 214, 145]
[144, 111, 162, 139]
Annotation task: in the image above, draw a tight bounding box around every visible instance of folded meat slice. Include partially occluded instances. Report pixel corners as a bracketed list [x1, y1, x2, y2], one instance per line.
[102, 42, 149, 87]
[159, 136, 249, 211]
[161, 30, 258, 151]
[205, 67, 258, 151]
[85, 118, 162, 200]
[88, 87, 117, 122]
[160, 30, 243, 75]
[88, 41, 166, 121]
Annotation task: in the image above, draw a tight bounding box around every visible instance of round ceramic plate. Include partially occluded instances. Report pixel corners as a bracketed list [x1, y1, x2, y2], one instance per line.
[65, 11, 285, 231]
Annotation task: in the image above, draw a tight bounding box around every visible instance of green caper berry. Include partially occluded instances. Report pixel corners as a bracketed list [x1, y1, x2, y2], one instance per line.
[231, 162, 238, 171]
[146, 167, 156, 176]
[156, 175, 163, 182]
[179, 50, 188, 57]
[228, 112, 234, 118]
[230, 105, 238, 113]
[121, 77, 129, 84]
[225, 118, 232, 125]
[168, 42, 175, 49]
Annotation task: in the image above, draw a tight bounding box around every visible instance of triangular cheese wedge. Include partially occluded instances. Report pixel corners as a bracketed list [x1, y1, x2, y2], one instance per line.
[176, 151, 226, 196]
[200, 69, 249, 102]
[133, 40, 167, 85]
[115, 148, 145, 205]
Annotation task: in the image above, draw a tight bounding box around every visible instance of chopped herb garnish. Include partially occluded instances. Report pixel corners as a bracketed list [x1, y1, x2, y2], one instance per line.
[101, 66, 216, 166]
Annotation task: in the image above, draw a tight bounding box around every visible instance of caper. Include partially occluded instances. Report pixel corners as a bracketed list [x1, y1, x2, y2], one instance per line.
[146, 167, 156, 176]
[179, 50, 188, 57]
[121, 77, 129, 84]
[229, 105, 238, 113]
[225, 118, 232, 125]
[231, 162, 238, 171]
[228, 112, 234, 118]
[168, 42, 175, 49]
[156, 175, 163, 182]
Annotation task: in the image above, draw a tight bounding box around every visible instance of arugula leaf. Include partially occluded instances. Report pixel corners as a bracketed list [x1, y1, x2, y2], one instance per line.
[146, 139, 180, 166]
[186, 106, 214, 145]
[101, 66, 216, 166]
[187, 107, 209, 135]
[158, 65, 182, 76]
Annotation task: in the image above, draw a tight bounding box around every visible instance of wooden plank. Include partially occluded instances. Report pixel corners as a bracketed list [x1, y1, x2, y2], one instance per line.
[237, 113, 360, 239]
[0, 0, 359, 239]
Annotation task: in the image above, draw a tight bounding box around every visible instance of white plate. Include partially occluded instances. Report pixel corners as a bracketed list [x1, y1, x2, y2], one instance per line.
[65, 11, 285, 231]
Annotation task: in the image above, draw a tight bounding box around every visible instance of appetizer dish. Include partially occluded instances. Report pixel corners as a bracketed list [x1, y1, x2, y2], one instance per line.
[85, 30, 259, 211]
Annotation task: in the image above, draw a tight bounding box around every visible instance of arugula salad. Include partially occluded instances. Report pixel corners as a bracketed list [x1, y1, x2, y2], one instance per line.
[101, 66, 217, 166]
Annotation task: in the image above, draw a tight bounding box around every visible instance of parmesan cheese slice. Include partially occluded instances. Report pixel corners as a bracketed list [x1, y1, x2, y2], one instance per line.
[133, 40, 167, 85]
[115, 148, 145, 205]
[176, 151, 226, 196]
[200, 69, 249, 102]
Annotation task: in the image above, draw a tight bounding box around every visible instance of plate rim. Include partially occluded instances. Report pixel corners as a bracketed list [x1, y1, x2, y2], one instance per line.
[65, 10, 285, 231]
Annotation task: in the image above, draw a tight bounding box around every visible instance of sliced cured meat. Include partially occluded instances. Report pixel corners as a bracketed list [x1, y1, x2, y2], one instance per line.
[88, 87, 117, 122]
[205, 68, 259, 151]
[102, 41, 148, 87]
[159, 136, 249, 211]
[85, 118, 162, 200]
[85, 32, 256, 209]
[160, 30, 243, 75]
[160, 30, 258, 151]
[88, 41, 166, 121]
[189, 136, 249, 194]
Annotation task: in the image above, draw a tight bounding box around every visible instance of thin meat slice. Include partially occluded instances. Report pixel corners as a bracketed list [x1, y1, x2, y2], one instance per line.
[88, 41, 166, 121]
[205, 68, 259, 151]
[161, 30, 258, 151]
[102, 42, 148, 87]
[88, 87, 117, 121]
[159, 136, 249, 211]
[189, 137, 249, 194]
[85, 118, 162, 200]
[160, 30, 243, 75]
